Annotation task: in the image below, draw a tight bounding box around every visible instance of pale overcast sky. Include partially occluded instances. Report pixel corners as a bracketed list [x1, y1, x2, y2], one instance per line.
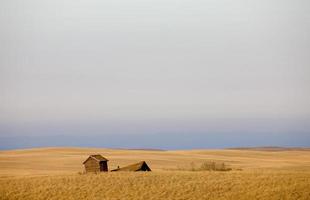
[0, 0, 309, 149]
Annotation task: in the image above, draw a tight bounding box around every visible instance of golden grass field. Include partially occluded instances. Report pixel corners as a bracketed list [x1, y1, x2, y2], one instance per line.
[1, 147, 310, 200]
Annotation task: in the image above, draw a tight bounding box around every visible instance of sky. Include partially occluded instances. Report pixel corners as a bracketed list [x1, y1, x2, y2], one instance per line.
[0, 0, 310, 149]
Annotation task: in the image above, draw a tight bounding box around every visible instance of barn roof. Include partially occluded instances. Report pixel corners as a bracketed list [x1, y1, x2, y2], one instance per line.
[83, 154, 108, 164]
[111, 161, 151, 172]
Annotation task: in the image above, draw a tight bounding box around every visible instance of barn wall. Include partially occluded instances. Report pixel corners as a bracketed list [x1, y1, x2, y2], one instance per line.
[84, 159, 100, 173]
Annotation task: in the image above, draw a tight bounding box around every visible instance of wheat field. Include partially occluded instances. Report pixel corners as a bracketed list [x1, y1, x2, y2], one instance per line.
[1, 147, 310, 200]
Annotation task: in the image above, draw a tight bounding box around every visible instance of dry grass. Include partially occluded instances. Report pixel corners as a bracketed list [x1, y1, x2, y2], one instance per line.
[1, 171, 310, 200]
[1, 147, 310, 199]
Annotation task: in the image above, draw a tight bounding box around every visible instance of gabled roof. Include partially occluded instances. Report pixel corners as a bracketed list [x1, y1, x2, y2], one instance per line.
[111, 161, 151, 172]
[83, 154, 109, 164]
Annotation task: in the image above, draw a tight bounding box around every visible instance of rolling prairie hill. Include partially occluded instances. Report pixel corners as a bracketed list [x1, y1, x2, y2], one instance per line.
[0, 147, 310, 176]
[1, 147, 310, 200]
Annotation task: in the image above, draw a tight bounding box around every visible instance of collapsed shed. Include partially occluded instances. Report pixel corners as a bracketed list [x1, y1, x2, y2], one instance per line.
[111, 161, 151, 172]
[83, 154, 109, 173]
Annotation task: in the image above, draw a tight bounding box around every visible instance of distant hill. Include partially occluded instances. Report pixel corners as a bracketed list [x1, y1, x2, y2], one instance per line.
[227, 146, 310, 151]
[114, 148, 166, 151]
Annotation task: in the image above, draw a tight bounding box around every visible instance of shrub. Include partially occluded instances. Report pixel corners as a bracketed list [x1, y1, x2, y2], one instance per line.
[176, 161, 232, 171]
[199, 161, 232, 171]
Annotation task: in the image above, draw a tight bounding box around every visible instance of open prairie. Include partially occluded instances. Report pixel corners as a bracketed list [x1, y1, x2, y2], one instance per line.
[1, 147, 310, 200]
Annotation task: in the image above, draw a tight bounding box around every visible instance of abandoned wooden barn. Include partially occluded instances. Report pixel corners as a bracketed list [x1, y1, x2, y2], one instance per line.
[83, 154, 109, 173]
[111, 161, 151, 172]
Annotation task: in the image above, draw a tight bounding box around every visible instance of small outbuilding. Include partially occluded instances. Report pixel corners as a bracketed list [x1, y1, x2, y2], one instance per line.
[83, 154, 109, 173]
[111, 161, 151, 172]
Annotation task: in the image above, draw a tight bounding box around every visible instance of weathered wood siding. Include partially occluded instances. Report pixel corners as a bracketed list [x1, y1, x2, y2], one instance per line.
[84, 158, 101, 173]
[84, 159, 108, 173]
